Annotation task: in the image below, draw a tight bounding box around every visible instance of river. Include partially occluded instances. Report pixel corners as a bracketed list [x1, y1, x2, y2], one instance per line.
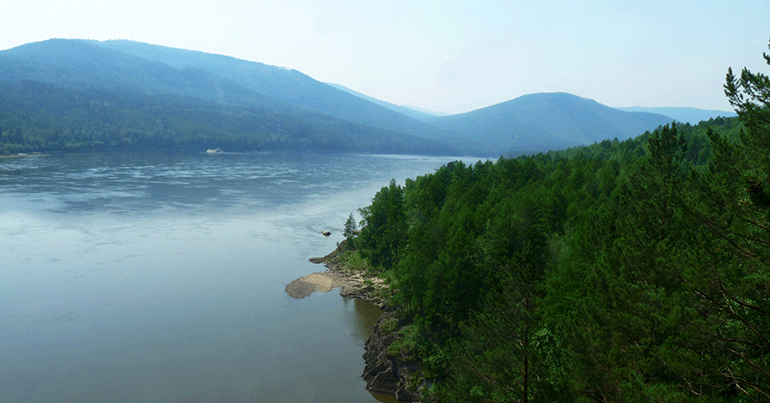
[0, 151, 475, 403]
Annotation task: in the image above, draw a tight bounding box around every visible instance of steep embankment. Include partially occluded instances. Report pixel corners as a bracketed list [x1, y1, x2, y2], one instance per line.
[303, 242, 423, 402]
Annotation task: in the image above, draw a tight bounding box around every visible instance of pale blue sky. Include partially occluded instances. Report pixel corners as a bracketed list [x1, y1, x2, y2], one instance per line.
[2, 1, 768, 114]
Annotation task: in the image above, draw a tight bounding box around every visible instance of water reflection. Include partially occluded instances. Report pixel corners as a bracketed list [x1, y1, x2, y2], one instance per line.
[2, 152, 473, 217]
[371, 392, 402, 403]
[344, 298, 382, 345]
[343, 298, 404, 403]
[1, 151, 478, 402]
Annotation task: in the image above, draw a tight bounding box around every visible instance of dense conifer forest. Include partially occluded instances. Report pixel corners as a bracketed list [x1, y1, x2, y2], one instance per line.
[0, 80, 456, 155]
[350, 43, 770, 402]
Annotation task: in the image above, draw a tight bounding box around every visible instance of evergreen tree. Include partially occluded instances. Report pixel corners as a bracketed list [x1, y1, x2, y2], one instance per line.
[348, 39, 769, 402]
[442, 194, 554, 403]
[357, 179, 406, 271]
[343, 213, 358, 242]
[682, 39, 770, 401]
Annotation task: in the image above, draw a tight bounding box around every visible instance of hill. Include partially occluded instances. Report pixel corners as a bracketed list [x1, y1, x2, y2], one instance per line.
[0, 39, 458, 155]
[0, 80, 460, 155]
[94, 40, 457, 146]
[427, 92, 675, 155]
[0, 39, 681, 156]
[348, 112, 767, 401]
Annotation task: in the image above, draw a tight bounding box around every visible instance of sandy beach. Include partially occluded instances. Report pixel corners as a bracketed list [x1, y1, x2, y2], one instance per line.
[285, 271, 347, 299]
[284, 246, 388, 308]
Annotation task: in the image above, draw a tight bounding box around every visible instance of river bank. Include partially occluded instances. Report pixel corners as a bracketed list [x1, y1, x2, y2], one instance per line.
[297, 241, 424, 402]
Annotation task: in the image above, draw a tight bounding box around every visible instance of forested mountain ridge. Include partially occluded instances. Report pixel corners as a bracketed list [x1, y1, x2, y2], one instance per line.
[348, 41, 770, 402]
[0, 79, 458, 155]
[0, 39, 279, 110]
[2, 39, 677, 156]
[90, 40, 465, 150]
[427, 92, 675, 155]
[0, 39, 458, 155]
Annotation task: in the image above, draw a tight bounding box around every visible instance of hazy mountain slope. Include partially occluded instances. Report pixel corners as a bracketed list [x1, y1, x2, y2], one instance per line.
[616, 106, 736, 124]
[0, 80, 459, 155]
[0, 39, 279, 108]
[0, 39, 683, 157]
[402, 105, 449, 117]
[326, 83, 440, 122]
[428, 92, 674, 154]
[0, 40, 459, 155]
[95, 40, 457, 144]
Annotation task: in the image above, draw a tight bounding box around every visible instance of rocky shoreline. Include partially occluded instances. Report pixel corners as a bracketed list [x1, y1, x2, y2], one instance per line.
[306, 244, 423, 402]
[307, 249, 389, 308]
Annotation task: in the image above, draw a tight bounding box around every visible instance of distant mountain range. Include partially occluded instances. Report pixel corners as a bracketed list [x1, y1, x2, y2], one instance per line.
[0, 39, 458, 155]
[0, 39, 725, 156]
[616, 107, 736, 124]
[325, 83, 444, 122]
[426, 93, 674, 154]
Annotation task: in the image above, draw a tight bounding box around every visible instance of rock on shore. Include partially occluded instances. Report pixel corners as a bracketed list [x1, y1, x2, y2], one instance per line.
[362, 314, 421, 401]
[305, 244, 389, 308]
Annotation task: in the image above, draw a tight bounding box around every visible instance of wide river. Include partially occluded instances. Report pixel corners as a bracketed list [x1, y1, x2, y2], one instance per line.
[0, 151, 476, 403]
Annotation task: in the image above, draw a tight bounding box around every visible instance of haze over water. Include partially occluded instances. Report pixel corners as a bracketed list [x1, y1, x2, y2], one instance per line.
[0, 151, 473, 403]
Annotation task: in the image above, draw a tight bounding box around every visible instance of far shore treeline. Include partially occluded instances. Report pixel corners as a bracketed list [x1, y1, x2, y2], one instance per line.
[348, 42, 770, 402]
[0, 80, 457, 156]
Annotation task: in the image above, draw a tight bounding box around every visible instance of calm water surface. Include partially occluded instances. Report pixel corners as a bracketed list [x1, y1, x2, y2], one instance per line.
[0, 152, 475, 403]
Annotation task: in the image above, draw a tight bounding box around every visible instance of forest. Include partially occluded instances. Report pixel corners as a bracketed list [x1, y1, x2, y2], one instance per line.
[0, 80, 456, 156]
[350, 43, 770, 402]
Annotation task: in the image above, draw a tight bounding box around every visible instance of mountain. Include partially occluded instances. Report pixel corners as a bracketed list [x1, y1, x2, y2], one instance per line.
[0, 39, 279, 107]
[427, 92, 675, 155]
[0, 39, 458, 155]
[0, 39, 680, 157]
[616, 106, 736, 124]
[402, 105, 449, 118]
[326, 83, 442, 122]
[94, 40, 456, 145]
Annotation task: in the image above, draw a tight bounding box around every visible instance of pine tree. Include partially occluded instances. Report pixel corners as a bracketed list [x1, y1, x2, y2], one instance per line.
[343, 213, 357, 242]
[357, 179, 406, 270]
[682, 38, 770, 401]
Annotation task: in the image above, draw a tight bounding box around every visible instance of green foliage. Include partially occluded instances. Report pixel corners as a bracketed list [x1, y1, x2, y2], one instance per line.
[351, 39, 770, 403]
[0, 79, 458, 155]
[338, 249, 368, 272]
[387, 324, 419, 359]
[431, 92, 674, 155]
[357, 179, 407, 271]
[343, 213, 358, 241]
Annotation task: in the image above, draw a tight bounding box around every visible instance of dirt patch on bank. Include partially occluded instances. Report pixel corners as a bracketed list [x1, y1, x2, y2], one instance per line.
[285, 272, 346, 299]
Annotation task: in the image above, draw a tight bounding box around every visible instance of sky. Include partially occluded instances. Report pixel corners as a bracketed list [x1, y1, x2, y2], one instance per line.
[1, 1, 768, 115]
